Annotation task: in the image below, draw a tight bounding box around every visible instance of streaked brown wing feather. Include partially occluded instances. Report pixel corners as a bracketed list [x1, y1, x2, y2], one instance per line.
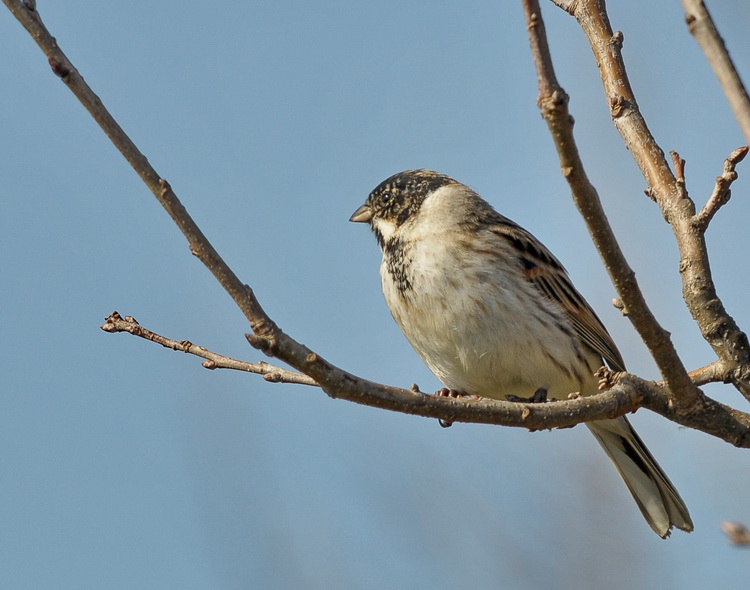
[490, 220, 626, 372]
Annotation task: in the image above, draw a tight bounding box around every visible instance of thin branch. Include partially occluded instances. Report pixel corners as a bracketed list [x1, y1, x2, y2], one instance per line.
[102, 319, 653, 430]
[6, 0, 750, 443]
[0, 1, 358, 408]
[100, 312, 319, 386]
[681, 0, 750, 144]
[3, 0, 655, 434]
[694, 146, 749, 232]
[522, 0, 700, 410]
[103, 310, 750, 446]
[688, 360, 732, 387]
[670, 150, 687, 184]
[550, 0, 750, 404]
[1, 1, 266, 326]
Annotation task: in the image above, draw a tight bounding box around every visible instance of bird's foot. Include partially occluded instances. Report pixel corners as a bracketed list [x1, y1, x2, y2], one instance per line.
[434, 387, 480, 401]
[507, 387, 548, 404]
[434, 388, 480, 428]
[595, 366, 622, 391]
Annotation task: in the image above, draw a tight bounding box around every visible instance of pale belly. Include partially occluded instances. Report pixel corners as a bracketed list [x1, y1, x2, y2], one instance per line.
[380, 242, 601, 400]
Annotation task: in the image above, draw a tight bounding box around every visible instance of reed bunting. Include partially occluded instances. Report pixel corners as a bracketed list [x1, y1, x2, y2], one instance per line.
[350, 169, 692, 538]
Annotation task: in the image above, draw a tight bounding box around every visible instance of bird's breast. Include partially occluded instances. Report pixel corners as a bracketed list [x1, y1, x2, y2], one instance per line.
[379, 233, 600, 399]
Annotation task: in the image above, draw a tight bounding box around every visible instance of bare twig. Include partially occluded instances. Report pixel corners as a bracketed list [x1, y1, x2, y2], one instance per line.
[0, 0, 388, 415]
[1, 0, 266, 327]
[523, 0, 699, 410]
[721, 521, 750, 546]
[670, 151, 687, 184]
[100, 312, 319, 386]
[549, 0, 750, 405]
[99, 324, 654, 431]
[687, 360, 732, 387]
[681, 0, 750, 144]
[694, 146, 749, 232]
[103, 310, 750, 444]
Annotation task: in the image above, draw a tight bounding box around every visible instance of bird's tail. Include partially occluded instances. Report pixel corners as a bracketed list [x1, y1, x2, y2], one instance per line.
[586, 416, 693, 538]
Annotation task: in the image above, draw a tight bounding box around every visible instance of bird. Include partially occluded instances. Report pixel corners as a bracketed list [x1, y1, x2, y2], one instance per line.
[350, 169, 693, 538]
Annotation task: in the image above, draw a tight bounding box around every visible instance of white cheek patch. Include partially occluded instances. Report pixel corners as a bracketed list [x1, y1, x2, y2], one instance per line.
[373, 217, 397, 243]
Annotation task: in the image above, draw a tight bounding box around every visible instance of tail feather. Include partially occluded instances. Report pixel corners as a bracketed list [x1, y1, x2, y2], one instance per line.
[587, 417, 693, 538]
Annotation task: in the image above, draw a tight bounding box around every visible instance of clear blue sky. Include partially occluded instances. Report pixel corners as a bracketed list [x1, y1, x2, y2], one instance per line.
[2, 1, 750, 588]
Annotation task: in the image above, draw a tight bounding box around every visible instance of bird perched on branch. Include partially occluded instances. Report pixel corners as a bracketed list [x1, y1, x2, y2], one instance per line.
[350, 169, 692, 538]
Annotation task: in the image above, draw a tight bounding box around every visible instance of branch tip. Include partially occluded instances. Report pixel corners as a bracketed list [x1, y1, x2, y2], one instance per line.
[722, 521, 750, 545]
[694, 145, 749, 231]
[728, 145, 749, 165]
[670, 150, 686, 183]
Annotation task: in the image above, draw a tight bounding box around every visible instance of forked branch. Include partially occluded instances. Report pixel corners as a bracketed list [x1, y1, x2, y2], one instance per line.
[5, 0, 750, 443]
[523, 0, 700, 409]
[694, 146, 749, 232]
[101, 312, 318, 386]
[545, 0, 750, 404]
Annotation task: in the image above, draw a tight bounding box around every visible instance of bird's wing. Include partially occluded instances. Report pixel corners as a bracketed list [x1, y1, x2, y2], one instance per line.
[490, 220, 626, 372]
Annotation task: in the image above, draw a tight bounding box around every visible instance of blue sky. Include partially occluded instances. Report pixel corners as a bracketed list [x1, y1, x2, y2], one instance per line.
[2, 1, 750, 588]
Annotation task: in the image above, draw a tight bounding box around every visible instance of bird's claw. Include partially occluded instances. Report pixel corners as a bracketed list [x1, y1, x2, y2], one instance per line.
[596, 367, 622, 390]
[434, 388, 480, 428]
[507, 387, 548, 404]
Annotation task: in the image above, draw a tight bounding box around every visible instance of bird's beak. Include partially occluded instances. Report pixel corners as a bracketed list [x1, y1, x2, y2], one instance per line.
[349, 203, 373, 223]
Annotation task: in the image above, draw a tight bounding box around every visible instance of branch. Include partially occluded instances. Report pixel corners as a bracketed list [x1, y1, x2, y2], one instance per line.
[693, 146, 749, 232]
[100, 312, 318, 386]
[0, 1, 344, 402]
[2, 1, 654, 433]
[102, 311, 750, 445]
[549, 0, 750, 404]
[7, 0, 750, 444]
[681, 0, 750, 144]
[688, 360, 732, 387]
[101, 322, 650, 430]
[522, 0, 700, 410]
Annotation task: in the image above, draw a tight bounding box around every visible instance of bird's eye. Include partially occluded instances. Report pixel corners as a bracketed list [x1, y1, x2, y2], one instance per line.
[380, 192, 392, 205]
